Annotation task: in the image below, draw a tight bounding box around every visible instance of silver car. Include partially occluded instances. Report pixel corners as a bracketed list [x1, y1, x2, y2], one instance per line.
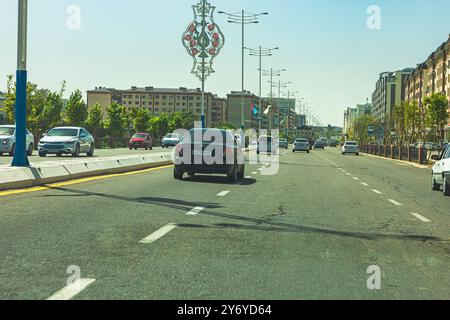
[292, 138, 310, 153]
[161, 133, 180, 148]
[0, 125, 35, 156]
[38, 127, 95, 157]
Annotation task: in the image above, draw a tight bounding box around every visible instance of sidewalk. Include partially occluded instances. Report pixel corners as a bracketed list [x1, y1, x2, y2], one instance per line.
[0, 152, 173, 191]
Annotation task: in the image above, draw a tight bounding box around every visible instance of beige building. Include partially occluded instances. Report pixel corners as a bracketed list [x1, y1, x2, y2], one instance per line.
[405, 35, 450, 127]
[87, 86, 228, 127]
[226, 91, 270, 130]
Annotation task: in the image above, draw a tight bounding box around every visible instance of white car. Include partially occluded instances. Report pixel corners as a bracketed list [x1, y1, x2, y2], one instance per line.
[161, 133, 180, 148]
[341, 141, 360, 155]
[292, 138, 310, 153]
[431, 144, 450, 196]
[0, 125, 35, 156]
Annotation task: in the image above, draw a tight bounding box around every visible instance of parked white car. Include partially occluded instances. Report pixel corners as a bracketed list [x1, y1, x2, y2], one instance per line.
[38, 127, 95, 157]
[341, 141, 360, 155]
[431, 144, 450, 196]
[0, 125, 34, 156]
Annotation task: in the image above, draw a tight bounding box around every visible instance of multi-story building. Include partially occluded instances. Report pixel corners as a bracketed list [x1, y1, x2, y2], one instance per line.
[295, 114, 307, 128]
[372, 68, 414, 126]
[404, 35, 450, 132]
[0, 91, 6, 125]
[226, 91, 270, 130]
[343, 107, 356, 134]
[87, 86, 228, 127]
[356, 102, 373, 118]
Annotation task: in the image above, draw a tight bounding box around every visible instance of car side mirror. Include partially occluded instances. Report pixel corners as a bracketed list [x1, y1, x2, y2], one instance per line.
[431, 155, 441, 161]
[80, 134, 86, 138]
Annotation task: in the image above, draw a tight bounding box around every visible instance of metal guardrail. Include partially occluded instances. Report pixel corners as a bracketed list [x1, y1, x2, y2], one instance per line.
[360, 144, 428, 164]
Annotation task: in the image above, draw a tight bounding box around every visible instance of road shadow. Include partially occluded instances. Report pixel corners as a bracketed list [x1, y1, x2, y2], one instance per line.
[41, 186, 443, 243]
[182, 175, 256, 186]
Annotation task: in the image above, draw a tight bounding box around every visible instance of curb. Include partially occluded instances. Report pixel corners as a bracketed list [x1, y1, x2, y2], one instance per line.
[361, 152, 431, 169]
[0, 153, 173, 191]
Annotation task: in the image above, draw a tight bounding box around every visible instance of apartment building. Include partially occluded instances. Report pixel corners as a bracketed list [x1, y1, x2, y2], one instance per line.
[405, 35, 450, 128]
[372, 68, 414, 126]
[87, 86, 227, 127]
[343, 107, 356, 134]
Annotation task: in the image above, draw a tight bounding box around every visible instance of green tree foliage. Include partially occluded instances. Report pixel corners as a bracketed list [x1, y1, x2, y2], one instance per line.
[404, 101, 421, 143]
[85, 103, 105, 137]
[131, 108, 151, 133]
[4, 75, 16, 124]
[424, 94, 449, 142]
[64, 89, 88, 127]
[351, 115, 378, 143]
[105, 102, 128, 137]
[148, 114, 170, 143]
[168, 112, 183, 132]
[180, 111, 196, 129]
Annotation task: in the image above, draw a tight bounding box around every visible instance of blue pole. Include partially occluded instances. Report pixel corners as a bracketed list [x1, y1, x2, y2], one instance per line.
[12, 0, 29, 167]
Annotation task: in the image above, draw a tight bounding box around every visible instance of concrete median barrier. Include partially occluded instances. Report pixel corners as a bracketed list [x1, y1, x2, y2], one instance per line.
[0, 152, 173, 191]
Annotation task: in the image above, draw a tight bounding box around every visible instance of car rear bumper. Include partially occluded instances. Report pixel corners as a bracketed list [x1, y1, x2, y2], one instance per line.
[175, 163, 234, 174]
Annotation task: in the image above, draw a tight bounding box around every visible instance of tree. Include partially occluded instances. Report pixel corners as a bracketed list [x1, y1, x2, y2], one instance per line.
[85, 103, 105, 137]
[148, 114, 170, 143]
[393, 103, 406, 145]
[105, 102, 128, 137]
[424, 94, 449, 143]
[132, 108, 151, 133]
[168, 112, 183, 132]
[180, 111, 196, 129]
[404, 101, 421, 144]
[64, 89, 88, 127]
[351, 114, 378, 143]
[4, 75, 16, 124]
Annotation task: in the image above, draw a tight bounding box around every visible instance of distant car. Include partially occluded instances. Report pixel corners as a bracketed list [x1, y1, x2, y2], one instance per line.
[38, 127, 95, 157]
[0, 125, 34, 156]
[257, 135, 278, 155]
[328, 140, 338, 147]
[341, 141, 360, 155]
[314, 140, 325, 150]
[431, 144, 450, 196]
[292, 138, 310, 153]
[161, 133, 180, 148]
[129, 133, 153, 150]
[173, 128, 245, 183]
[278, 138, 289, 149]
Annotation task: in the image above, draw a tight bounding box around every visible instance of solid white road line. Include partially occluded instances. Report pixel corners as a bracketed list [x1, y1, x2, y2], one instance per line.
[388, 199, 402, 206]
[251, 171, 258, 175]
[245, 176, 252, 179]
[186, 206, 205, 216]
[47, 279, 96, 300]
[410, 213, 431, 223]
[353, 177, 359, 181]
[346, 173, 351, 176]
[371, 189, 382, 194]
[217, 191, 230, 197]
[361, 182, 369, 187]
[139, 223, 178, 244]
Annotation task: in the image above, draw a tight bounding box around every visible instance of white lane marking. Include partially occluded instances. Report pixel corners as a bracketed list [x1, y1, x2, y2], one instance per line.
[371, 189, 382, 194]
[410, 213, 431, 223]
[245, 176, 252, 179]
[258, 168, 263, 171]
[217, 191, 230, 197]
[139, 223, 177, 244]
[346, 173, 351, 176]
[47, 279, 96, 300]
[353, 177, 359, 181]
[388, 199, 402, 206]
[361, 182, 369, 187]
[251, 171, 258, 175]
[186, 206, 205, 216]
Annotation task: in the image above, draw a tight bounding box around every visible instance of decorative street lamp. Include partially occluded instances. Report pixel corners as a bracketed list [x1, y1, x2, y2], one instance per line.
[182, 0, 225, 128]
[12, 0, 29, 167]
[218, 10, 268, 130]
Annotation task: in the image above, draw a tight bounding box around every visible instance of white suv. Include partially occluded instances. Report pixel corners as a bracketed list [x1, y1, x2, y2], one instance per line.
[0, 125, 35, 156]
[432, 145, 450, 196]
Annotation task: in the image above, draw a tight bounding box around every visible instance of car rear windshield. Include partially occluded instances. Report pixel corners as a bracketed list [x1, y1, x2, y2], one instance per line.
[346, 142, 357, 146]
[295, 139, 308, 143]
[0, 127, 15, 136]
[133, 134, 147, 139]
[47, 129, 79, 137]
[187, 129, 233, 144]
[165, 134, 178, 138]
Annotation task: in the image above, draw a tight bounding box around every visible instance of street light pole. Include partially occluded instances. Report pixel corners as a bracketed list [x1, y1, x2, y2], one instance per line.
[218, 10, 268, 130]
[12, 0, 29, 167]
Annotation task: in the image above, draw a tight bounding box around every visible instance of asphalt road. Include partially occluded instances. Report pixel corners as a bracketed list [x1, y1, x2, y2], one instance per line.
[0, 147, 168, 165]
[1, 147, 450, 300]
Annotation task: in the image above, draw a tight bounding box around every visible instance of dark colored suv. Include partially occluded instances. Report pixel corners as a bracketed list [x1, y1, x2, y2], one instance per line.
[173, 129, 245, 183]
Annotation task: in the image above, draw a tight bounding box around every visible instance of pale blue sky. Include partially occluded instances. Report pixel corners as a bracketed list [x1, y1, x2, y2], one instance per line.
[1, 0, 450, 126]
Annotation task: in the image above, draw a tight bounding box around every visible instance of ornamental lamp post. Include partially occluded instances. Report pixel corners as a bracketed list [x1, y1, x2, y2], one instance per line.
[182, 0, 225, 129]
[12, 0, 29, 167]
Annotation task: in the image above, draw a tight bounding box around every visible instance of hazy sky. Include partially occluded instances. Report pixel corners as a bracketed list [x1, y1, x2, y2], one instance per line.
[1, 0, 450, 126]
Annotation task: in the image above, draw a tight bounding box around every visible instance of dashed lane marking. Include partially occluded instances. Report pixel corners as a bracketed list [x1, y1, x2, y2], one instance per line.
[139, 223, 178, 244]
[410, 213, 431, 223]
[47, 279, 96, 300]
[388, 199, 402, 206]
[217, 191, 230, 197]
[372, 189, 382, 194]
[186, 206, 205, 216]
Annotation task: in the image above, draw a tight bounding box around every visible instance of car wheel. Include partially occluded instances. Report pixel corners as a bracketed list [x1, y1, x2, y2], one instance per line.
[129, 148, 132, 150]
[57, 152, 63, 157]
[188, 171, 195, 178]
[38, 151, 47, 157]
[87, 145, 95, 157]
[444, 176, 450, 196]
[27, 143, 34, 156]
[307, 151, 310, 154]
[9, 143, 15, 156]
[174, 167, 184, 180]
[356, 153, 360, 156]
[150, 147, 153, 150]
[72, 144, 80, 157]
[292, 150, 295, 153]
[228, 164, 238, 183]
[432, 174, 441, 191]
[238, 165, 245, 179]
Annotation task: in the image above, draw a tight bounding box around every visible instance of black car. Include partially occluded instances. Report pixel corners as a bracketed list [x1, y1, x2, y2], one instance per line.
[314, 140, 325, 149]
[173, 129, 245, 183]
